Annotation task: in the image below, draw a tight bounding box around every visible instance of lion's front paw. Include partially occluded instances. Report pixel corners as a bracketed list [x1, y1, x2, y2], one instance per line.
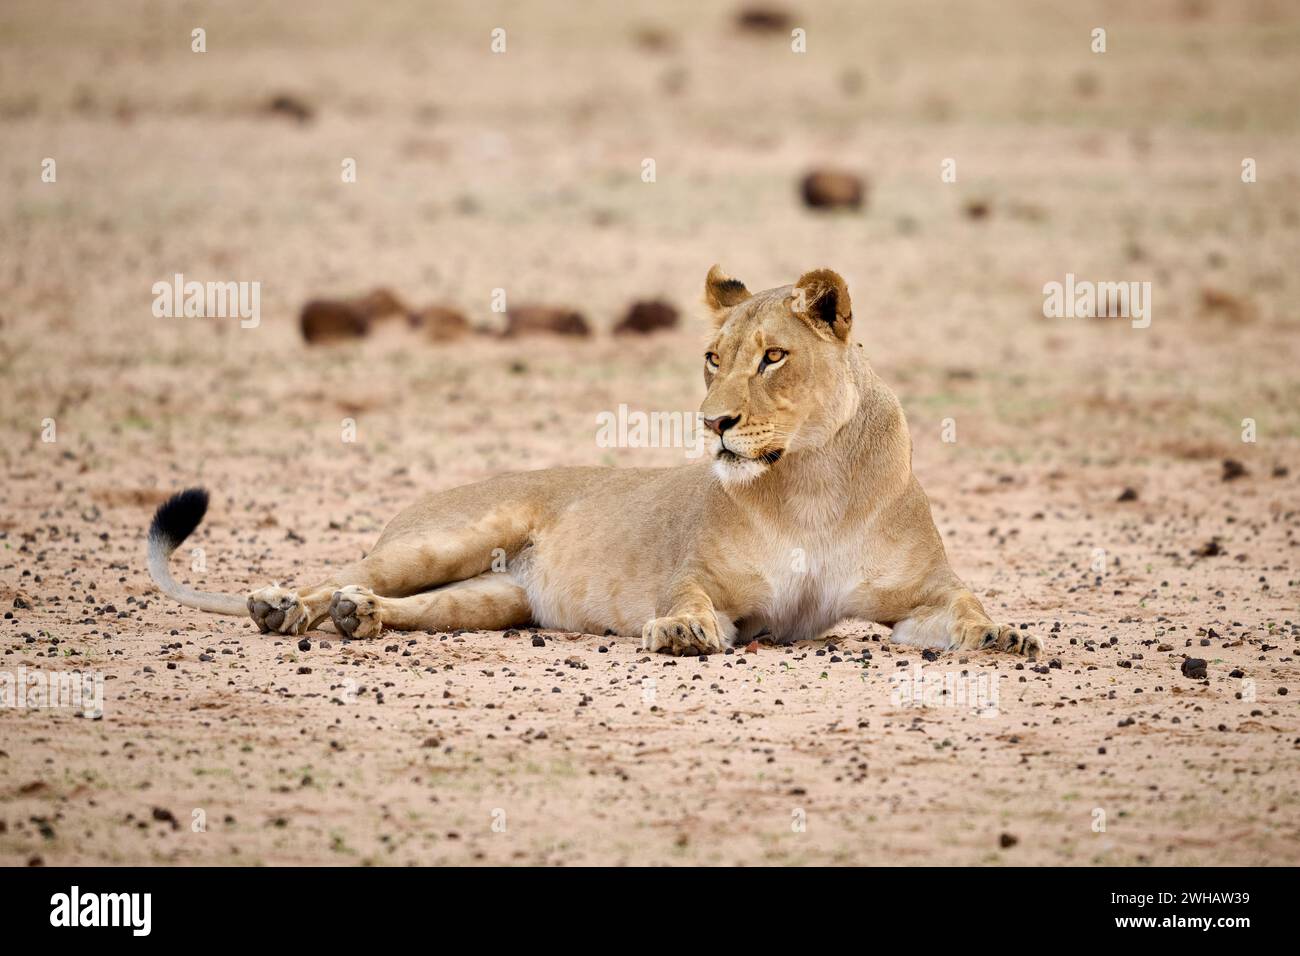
[330, 585, 382, 639]
[247, 586, 309, 635]
[641, 612, 725, 656]
[955, 621, 1041, 658]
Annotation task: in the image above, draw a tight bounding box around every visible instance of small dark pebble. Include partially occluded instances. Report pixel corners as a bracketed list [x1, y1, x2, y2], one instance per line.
[151, 807, 178, 829]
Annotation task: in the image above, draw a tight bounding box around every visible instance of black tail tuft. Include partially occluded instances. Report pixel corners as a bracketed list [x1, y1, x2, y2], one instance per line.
[148, 487, 210, 547]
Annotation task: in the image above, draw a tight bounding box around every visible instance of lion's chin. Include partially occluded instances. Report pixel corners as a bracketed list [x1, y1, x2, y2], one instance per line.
[712, 448, 783, 487]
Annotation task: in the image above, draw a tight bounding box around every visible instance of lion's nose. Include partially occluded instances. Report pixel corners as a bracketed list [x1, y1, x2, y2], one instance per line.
[703, 414, 740, 436]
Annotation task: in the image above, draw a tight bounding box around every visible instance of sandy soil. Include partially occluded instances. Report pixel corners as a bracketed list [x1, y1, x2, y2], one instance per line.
[1, 0, 1298, 865]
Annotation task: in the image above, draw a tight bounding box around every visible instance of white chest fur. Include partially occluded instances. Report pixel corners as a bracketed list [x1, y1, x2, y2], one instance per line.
[748, 526, 861, 642]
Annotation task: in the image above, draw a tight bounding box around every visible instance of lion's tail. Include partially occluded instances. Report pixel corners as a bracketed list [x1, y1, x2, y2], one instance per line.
[146, 488, 248, 616]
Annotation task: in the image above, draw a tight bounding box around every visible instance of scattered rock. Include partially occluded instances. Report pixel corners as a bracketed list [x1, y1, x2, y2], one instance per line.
[614, 300, 679, 335]
[963, 199, 991, 220]
[735, 6, 793, 33]
[1221, 459, 1248, 482]
[1200, 286, 1253, 322]
[1116, 487, 1139, 502]
[1194, 538, 1224, 558]
[300, 288, 411, 344]
[265, 94, 314, 123]
[151, 806, 179, 829]
[504, 306, 591, 338]
[1181, 658, 1208, 679]
[350, 288, 409, 323]
[999, 833, 1018, 848]
[300, 300, 369, 344]
[800, 169, 865, 211]
[413, 305, 471, 342]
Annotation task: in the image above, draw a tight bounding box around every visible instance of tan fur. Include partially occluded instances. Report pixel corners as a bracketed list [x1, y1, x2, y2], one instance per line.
[236, 267, 1039, 657]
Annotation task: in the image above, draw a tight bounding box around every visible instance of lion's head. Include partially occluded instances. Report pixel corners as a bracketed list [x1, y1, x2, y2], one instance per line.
[699, 265, 861, 486]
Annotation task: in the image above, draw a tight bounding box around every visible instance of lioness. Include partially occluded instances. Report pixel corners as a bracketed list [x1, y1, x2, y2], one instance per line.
[147, 266, 1040, 657]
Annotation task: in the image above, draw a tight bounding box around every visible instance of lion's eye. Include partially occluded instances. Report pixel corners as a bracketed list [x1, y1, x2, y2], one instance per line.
[760, 348, 788, 371]
[705, 352, 720, 371]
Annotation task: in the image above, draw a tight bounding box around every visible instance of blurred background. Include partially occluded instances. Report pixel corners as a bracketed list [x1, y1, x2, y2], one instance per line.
[3, 1, 1298, 480]
[3, 1, 1298, 488]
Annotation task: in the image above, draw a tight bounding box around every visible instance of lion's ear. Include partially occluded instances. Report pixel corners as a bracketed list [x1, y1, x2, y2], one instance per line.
[792, 268, 852, 342]
[704, 264, 751, 322]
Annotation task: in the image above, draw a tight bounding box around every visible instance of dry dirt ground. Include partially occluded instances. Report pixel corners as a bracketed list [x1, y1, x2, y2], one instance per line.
[1, 1, 1298, 866]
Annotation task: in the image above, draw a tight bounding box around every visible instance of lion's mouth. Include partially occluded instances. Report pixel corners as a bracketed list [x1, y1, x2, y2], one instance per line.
[717, 446, 784, 466]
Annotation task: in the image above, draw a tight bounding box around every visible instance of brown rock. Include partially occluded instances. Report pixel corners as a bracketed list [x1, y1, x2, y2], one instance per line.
[351, 288, 410, 323]
[265, 94, 314, 123]
[504, 306, 590, 338]
[413, 305, 471, 342]
[736, 6, 793, 32]
[1221, 458, 1248, 482]
[300, 288, 413, 344]
[614, 299, 679, 335]
[1200, 286, 1253, 322]
[1194, 537, 1224, 557]
[800, 169, 865, 211]
[300, 300, 369, 344]
[964, 199, 991, 220]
